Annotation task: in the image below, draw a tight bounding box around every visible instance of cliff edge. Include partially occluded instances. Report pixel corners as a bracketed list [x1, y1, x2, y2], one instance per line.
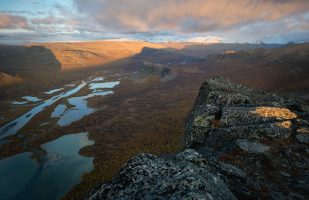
[88, 77, 309, 200]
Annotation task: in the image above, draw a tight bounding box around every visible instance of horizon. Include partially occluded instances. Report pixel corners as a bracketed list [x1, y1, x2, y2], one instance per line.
[1, 39, 308, 46]
[0, 0, 309, 44]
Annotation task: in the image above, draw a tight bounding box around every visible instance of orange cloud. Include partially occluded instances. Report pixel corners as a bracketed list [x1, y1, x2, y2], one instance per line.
[0, 13, 29, 29]
[74, 0, 309, 32]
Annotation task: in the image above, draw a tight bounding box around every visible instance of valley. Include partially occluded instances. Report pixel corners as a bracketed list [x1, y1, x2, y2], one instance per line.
[0, 41, 308, 199]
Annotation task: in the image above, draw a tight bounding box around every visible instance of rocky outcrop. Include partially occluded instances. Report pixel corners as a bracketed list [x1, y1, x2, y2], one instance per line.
[89, 77, 309, 200]
[89, 150, 236, 200]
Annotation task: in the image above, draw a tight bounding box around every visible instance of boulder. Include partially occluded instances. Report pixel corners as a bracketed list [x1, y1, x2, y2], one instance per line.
[236, 139, 270, 154]
[89, 150, 236, 200]
[295, 134, 309, 144]
[185, 77, 298, 147]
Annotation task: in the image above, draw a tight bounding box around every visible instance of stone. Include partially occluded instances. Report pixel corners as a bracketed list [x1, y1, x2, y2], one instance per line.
[89, 151, 236, 200]
[185, 77, 297, 147]
[295, 134, 309, 144]
[218, 162, 246, 178]
[297, 128, 309, 134]
[236, 139, 270, 154]
[176, 149, 202, 162]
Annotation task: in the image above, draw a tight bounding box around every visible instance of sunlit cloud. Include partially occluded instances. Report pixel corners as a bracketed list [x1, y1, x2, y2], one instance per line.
[0, 13, 29, 29]
[0, 0, 308, 43]
[187, 36, 222, 44]
[74, 0, 309, 33]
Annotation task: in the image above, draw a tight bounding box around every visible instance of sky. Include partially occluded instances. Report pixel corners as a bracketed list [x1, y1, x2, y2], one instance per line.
[0, 0, 308, 44]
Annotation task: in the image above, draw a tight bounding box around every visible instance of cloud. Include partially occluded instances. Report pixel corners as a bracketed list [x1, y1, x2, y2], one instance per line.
[1, 0, 308, 43]
[187, 36, 222, 44]
[73, 0, 309, 33]
[0, 10, 34, 15]
[31, 16, 61, 25]
[0, 13, 29, 29]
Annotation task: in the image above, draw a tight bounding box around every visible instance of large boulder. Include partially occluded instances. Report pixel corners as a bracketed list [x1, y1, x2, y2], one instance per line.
[185, 77, 300, 147]
[184, 77, 309, 199]
[89, 150, 236, 200]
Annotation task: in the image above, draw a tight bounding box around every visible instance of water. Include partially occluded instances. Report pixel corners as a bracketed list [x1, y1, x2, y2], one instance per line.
[45, 88, 64, 95]
[12, 96, 41, 105]
[51, 104, 67, 118]
[0, 132, 94, 200]
[0, 77, 120, 139]
[90, 77, 104, 82]
[88, 81, 120, 90]
[23, 96, 41, 102]
[12, 100, 28, 105]
[0, 81, 87, 139]
[57, 91, 113, 126]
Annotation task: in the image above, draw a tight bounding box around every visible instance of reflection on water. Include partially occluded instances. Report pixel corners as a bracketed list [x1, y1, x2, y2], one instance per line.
[13, 96, 42, 105]
[91, 77, 104, 82]
[89, 81, 120, 90]
[0, 77, 120, 140]
[23, 96, 41, 102]
[45, 88, 64, 95]
[0, 132, 94, 200]
[51, 104, 67, 118]
[57, 91, 113, 126]
[50, 80, 120, 127]
[0, 81, 87, 139]
[12, 101, 28, 105]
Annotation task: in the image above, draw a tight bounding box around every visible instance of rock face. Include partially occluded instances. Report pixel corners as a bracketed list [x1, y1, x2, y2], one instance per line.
[89, 77, 309, 200]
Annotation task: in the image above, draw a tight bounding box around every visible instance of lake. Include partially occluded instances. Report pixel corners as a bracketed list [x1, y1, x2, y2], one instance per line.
[0, 132, 94, 200]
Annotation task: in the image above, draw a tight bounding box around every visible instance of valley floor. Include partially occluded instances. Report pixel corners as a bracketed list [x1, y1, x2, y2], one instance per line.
[0, 60, 208, 199]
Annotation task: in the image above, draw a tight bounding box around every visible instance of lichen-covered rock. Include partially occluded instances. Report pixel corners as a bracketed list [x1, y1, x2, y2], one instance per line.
[218, 162, 247, 178]
[89, 151, 236, 200]
[184, 77, 308, 199]
[236, 139, 270, 154]
[296, 134, 309, 144]
[185, 77, 298, 147]
[297, 127, 309, 134]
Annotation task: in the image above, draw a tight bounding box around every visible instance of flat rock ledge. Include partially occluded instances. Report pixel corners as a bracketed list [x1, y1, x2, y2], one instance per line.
[89, 77, 309, 200]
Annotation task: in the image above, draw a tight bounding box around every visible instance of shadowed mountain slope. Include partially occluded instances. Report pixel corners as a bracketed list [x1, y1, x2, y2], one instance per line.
[0, 45, 61, 73]
[161, 42, 284, 58]
[193, 43, 309, 100]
